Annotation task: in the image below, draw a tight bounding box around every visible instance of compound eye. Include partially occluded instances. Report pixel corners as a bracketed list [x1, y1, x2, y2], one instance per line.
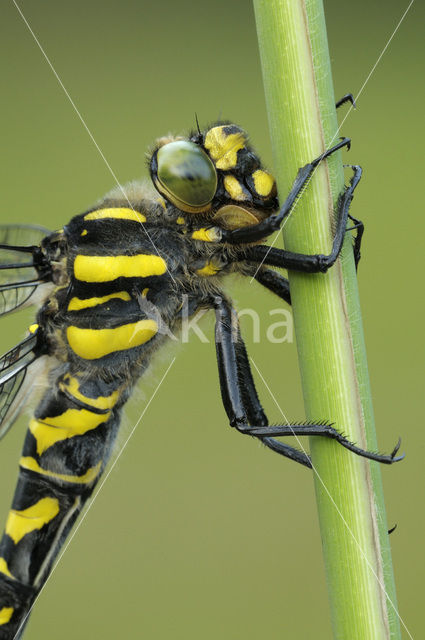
[155, 141, 217, 213]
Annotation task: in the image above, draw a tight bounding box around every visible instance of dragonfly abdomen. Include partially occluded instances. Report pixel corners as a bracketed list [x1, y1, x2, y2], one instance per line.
[0, 370, 126, 638]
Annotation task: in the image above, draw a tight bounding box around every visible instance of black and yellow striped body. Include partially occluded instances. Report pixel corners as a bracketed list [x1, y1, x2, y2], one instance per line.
[0, 122, 280, 637]
[0, 116, 381, 639]
[0, 200, 179, 631]
[0, 201, 199, 637]
[0, 373, 124, 637]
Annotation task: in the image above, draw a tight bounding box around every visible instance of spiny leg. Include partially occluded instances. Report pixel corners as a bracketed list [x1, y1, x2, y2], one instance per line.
[213, 271, 301, 457]
[347, 213, 364, 269]
[219, 137, 351, 245]
[235, 165, 362, 273]
[233, 325, 310, 465]
[237, 424, 403, 465]
[336, 93, 356, 109]
[212, 295, 311, 467]
[211, 296, 403, 466]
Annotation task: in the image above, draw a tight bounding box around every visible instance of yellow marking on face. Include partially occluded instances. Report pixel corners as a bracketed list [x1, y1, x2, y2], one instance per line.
[252, 169, 276, 197]
[28, 323, 39, 334]
[176, 216, 185, 225]
[196, 261, 220, 277]
[84, 208, 146, 223]
[59, 375, 120, 411]
[29, 409, 110, 456]
[74, 254, 167, 282]
[68, 291, 131, 311]
[67, 319, 158, 360]
[223, 175, 247, 201]
[0, 607, 13, 625]
[157, 197, 166, 210]
[20, 457, 102, 485]
[191, 228, 219, 242]
[141, 288, 149, 297]
[0, 559, 13, 579]
[6, 497, 60, 544]
[204, 126, 246, 170]
[80, 229, 88, 236]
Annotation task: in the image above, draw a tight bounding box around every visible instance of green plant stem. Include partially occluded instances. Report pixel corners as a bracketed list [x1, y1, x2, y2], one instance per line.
[253, 1, 401, 638]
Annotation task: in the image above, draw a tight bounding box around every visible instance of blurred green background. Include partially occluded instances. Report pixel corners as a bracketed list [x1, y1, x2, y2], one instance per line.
[0, 1, 423, 638]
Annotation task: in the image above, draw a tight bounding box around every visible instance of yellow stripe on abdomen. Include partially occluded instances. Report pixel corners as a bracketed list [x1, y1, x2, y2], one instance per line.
[59, 375, 120, 411]
[0, 559, 13, 580]
[74, 254, 167, 283]
[0, 607, 13, 625]
[83, 208, 146, 223]
[29, 409, 110, 456]
[68, 291, 131, 311]
[66, 319, 158, 359]
[20, 457, 102, 485]
[5, 498, 60, 544]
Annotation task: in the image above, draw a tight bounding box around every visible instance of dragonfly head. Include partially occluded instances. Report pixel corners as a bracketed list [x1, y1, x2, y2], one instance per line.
[149, 122, 278, 229]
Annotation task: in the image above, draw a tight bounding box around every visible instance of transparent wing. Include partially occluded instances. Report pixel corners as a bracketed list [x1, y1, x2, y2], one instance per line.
[0, 331, 39, 439]
[0, 224, 50, 317]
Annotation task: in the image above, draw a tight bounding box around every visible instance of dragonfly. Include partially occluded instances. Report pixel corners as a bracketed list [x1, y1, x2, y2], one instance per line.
[0, 108, 402, 638]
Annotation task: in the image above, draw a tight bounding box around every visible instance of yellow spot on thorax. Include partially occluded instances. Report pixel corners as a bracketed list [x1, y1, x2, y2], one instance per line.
[80, 229, 88, 236]
[84, 208, 146, 223]
[66, 319, 158, 360]
[74, 254, 166, 282]
[196, 261, 220, 277]
[20, 457, 102, 486]
[0, 607, 13, 625]
[176, 216, 185, 225]
[68, 290, 131, 311]
[29, 409, 110, 455]
[0, 558, 13, 579]
[28, 324, 39, 334]
[252, 169, 276, 197]
[204, 126, 246, 170]
[6, 497, 60, 544]
[59, 375, 120, 411]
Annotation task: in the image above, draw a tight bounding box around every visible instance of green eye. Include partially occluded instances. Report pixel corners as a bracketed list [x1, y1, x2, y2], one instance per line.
[154, 141, 217, 212]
